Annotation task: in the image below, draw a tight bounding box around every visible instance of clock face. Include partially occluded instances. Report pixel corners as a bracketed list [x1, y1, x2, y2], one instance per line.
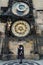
[12, 2, 29, 16]
[12, 20, 30, 37]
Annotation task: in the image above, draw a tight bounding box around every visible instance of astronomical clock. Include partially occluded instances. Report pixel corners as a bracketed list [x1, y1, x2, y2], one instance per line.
[0, 0, 43, 61]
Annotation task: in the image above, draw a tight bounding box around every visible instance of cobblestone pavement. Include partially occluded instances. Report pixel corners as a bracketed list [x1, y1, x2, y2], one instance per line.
[0, 60, 43, 65]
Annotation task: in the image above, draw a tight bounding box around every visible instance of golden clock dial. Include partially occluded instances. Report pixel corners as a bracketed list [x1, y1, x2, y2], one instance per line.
[12, 20, 30, 37]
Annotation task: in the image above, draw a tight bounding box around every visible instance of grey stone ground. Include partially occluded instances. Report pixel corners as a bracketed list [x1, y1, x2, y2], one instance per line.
[0, 60, 43, 65]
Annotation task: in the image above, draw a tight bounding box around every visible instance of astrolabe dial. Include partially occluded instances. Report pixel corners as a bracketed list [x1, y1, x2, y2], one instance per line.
[12, 20, 30, 37]
[12, 2, 29, 16]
